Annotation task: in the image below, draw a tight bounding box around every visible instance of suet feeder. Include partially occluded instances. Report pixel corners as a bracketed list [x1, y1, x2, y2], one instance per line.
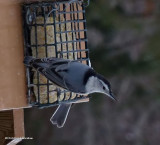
[0, 0, 89, 144]
[23, 0, 90, 107]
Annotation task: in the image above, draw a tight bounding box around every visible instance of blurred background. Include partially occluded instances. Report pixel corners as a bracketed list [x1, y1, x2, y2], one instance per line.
[20, 0, 160, 145]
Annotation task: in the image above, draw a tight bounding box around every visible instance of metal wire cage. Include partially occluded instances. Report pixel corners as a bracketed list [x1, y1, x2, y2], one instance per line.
[23, 0, 90, 107]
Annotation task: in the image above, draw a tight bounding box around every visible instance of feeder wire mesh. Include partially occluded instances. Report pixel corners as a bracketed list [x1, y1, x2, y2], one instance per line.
[23, 0, 90, 107]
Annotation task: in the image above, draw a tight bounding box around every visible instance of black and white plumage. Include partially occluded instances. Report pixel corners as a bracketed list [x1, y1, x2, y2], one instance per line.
[24, 56, 116, 128]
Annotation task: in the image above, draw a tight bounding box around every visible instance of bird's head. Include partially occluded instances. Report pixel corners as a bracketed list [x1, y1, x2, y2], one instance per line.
[85, 71, 116, 101]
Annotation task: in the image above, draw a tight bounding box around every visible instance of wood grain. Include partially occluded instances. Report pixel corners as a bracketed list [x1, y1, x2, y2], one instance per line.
[13, 109, 25, 137]
[0, 110, 14, 145]
[0, 0, 28, 110]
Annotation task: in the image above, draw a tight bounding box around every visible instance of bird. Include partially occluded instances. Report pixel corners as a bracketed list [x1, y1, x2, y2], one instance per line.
[24, 56, 116, 128]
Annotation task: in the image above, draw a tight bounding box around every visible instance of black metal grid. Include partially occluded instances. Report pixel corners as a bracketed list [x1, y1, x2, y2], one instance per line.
[23, 1, 90, 107]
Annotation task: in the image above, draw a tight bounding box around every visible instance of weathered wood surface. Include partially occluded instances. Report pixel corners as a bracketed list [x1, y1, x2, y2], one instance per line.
[0, 0, 28, 110]
[0, 109, 25, 145]
[0, 110, 14, 145]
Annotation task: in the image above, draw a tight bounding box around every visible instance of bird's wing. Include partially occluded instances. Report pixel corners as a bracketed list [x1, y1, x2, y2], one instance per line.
[45, 62, 82, 92]
[42, 57, 78, 72]
[38, 57, 71, 65]
[40, 65, 69, 90]
[32, 57, 82, 92]
[29, 57, 70, 89]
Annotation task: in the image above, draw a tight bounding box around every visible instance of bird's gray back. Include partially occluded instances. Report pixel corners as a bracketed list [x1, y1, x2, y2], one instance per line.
[31, 58, 92, 94]
[57, 61, 91, 93]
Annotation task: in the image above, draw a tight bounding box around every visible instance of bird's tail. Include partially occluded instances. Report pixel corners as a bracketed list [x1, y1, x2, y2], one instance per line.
[24, 56, 34, 66]
[50, 104, 71, 128]
[24, 56, 51, 70]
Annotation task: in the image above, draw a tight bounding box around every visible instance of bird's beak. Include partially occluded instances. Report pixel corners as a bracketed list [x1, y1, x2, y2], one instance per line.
[108, 93, 117, 101]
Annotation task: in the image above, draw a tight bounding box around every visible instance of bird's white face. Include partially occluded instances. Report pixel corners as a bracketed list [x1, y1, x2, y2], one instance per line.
[85, 76, 115, 100]
[99, 80, 110, 94]
[98, 80, 115, 100]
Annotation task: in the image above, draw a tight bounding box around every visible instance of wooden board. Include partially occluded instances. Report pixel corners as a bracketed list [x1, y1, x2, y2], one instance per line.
[0, 110, 14, 145]
[0, 0, 87, 144]
[0, 0, 29, 110]
[0, 109, 24, 145]
[0, 0, 88, 110]
[13, 109, 24, 137]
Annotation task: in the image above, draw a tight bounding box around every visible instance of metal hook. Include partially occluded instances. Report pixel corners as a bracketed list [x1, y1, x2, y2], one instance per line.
[26, 7, 36, 25]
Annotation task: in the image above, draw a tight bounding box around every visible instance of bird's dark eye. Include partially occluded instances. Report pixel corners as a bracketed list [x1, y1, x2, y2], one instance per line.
[103, 86, 105, 90]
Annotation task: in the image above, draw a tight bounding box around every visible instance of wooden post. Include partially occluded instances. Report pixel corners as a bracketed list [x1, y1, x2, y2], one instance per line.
[0, 0, 88, 144]
[0, 110, 14, 145]
[0, 1, 29, 144]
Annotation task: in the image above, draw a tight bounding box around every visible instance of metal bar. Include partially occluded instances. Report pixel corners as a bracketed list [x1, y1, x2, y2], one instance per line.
[56, 39, 87, 44]
[82, 3, 90, 65]
[58, 48, 89, 53]
[31, 47, 89, 53]
[28, 19, 86, 26]
[69, 3, 76, 60]
[53, 4, 58, 58]
[63, 3, 69, 59]
[43, 6, 50, 103]
[30, 39, 87, 47]
[36, 96, 90, 108]
[75, 2, 82, 62]
[56, 19, 86, 24]
[57, 10, 85, 14]
[34, 6, 40, 103]
[30, 44, 56, 47]
[56, 29, 87, 34]
[58, 4, 64, 58]
[71, 3, 79, 60]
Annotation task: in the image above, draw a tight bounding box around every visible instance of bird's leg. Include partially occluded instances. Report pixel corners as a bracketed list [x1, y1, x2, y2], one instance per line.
[57, 51, 63, 58]
[56, 88, 62, 97]
[49, 89, 57, 93]
[49, 88, 62, 97]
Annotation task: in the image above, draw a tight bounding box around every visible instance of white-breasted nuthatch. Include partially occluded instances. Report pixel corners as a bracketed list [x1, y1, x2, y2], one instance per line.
[24, 56, 116, 128]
